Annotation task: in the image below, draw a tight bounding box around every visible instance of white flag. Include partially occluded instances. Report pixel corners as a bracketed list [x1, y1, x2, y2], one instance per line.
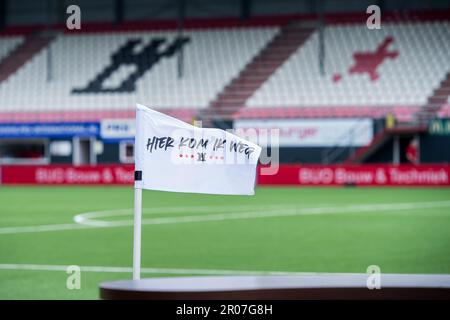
[134, 104, 262, 195]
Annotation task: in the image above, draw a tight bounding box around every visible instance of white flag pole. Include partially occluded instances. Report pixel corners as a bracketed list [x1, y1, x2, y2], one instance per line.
[134, 104, 144, 281]
[133, 185, 142, 280]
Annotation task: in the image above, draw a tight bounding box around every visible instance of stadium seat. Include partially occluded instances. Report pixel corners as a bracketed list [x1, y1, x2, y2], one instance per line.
[0, 28, 278, 113]
[246, 21, 450, 109]
[0, 20, 450, 122]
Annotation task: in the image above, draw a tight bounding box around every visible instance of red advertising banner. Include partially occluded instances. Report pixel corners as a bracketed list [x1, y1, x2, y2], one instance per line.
[258, 164, 450, 186]
[1, 164, 449, 186]
[0, 165, 134, 185]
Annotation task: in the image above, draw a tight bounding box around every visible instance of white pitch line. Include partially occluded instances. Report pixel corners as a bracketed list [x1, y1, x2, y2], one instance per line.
[73, 204, 287, 227]
[2, 264, 450, 289]
[75, 200, 450, 227]
[0, 200, 449, 235]
[0, 263, 340, 276]
[0, 223, 94, 234]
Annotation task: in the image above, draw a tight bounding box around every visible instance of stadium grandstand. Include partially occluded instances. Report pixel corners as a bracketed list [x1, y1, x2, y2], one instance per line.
[0, 0, 450, 301]
[0, 0, 450, 167]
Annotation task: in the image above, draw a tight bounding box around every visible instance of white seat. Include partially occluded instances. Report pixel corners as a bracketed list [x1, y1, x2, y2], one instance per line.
[0, 28, 278, 112]
[247, 21, 450, 109]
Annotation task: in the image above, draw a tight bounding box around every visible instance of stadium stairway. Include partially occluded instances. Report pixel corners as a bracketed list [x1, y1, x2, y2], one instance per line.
[344, 126, 427, 164]
[0, 32, 55, 83]
[416, 71, 450, 124]
[199, 22, 315, 125]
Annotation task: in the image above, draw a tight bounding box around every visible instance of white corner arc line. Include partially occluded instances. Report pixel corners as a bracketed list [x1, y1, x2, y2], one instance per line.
[75, 200, 450, 228]
[0, 200, 449, 235]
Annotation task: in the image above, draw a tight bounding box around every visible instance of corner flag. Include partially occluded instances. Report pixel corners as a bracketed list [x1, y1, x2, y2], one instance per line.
[132, 104, 261, 279]
[134, 103, 261, 195]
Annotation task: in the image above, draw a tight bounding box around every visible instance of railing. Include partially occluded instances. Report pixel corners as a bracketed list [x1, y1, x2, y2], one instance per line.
[414, 102, 446, 127]
[321, 118, 375, 164]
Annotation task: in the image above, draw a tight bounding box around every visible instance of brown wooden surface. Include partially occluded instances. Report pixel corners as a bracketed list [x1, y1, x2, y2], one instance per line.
[99, 274, 450, 300]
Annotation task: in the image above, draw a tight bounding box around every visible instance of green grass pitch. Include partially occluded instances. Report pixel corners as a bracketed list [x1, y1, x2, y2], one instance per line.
[0, 186, 449, 299]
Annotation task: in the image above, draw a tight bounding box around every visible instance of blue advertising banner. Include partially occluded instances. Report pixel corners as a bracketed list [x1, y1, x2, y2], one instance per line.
[0, 122, 100, 138]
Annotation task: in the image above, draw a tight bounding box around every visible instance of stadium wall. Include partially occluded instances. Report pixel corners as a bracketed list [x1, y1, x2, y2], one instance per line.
[1, 119, 450, 165]
[420, 135, 450, 164]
